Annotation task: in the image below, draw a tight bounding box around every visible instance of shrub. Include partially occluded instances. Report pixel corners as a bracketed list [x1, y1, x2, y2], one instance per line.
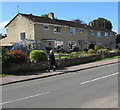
[73, 46, 79, 52]
[10, 50, 28, 64]
[94, 45, 103, 52]
[70, 52, 79, 58]
[57, 48, 65, 53]
[87, 49, 95, 55]
[58, 52, 62, 58]
[110, 49, 120, 53]
[96, 49, 110, 55]
[2, 47, 12, 66]
[46, 47, 52, 53]
[30, 50, 48, 62]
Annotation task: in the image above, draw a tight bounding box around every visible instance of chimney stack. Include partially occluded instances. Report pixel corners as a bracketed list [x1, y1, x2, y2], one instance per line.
[48, 12, 54, 19]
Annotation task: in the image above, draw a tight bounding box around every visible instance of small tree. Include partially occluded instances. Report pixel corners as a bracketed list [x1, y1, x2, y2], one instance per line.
[72, 19, 85, 24]
[30, 50, 48, 62]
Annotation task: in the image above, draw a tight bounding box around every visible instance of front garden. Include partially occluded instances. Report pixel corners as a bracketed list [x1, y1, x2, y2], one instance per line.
[1, 43, 120, 74]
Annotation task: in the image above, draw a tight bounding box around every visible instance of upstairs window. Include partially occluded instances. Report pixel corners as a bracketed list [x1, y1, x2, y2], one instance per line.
[105, 33, 108, 37]
[109, 33, 113, 37]
[43, 25, 49, 30]
[79, 28, 84, 33]
[97, 32, 101, 37]
[20, 32, 26, 40]
[54, 26, 61, 33]
[70, 27, 76, 35]
[91, 31, 95, 35]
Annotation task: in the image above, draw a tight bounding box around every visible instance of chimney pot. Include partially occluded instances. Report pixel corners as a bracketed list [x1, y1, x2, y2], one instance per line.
[48, 12, 54, 19]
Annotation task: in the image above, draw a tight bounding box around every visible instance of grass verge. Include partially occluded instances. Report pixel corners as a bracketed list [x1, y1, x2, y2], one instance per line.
[0, 74, 12, 77]
[95, 56, 120, 62]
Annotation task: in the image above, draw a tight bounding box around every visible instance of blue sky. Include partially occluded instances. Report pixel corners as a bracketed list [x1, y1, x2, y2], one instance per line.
[0, 2, 118, 34]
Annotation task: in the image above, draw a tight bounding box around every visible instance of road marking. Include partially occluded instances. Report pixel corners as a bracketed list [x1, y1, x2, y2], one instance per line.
[80, 72, 118, 85]
[1, 92, 50, 105]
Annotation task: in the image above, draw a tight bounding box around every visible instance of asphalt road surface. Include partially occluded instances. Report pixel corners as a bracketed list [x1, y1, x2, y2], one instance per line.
[1, 63, 119, 108]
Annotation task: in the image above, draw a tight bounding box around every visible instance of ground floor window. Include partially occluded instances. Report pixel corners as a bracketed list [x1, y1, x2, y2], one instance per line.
[55, 41, 64, 49]
[20, 32, 26, 40]
[68, 41, 76, 50]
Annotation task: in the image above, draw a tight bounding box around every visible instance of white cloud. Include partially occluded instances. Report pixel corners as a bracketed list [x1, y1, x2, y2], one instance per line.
[0, 21, 9, 34]
[0, 21, 9, 28]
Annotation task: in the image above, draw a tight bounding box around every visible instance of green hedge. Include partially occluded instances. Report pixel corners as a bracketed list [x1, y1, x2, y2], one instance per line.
[96, 49, 110, 54]
[30, 50, 48, 62]
[87, 49, 95, 55]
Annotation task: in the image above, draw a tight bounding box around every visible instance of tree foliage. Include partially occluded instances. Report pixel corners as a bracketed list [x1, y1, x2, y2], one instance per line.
[72, 19, 85, 24]
[89, 18, 113, 31]
[116, 34, 120, 49]
[116, 34, 120, 44]
[41, 14, 49, 18]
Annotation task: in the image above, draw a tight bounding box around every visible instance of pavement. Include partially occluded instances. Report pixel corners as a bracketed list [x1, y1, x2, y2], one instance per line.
[1, 58, 119, 86]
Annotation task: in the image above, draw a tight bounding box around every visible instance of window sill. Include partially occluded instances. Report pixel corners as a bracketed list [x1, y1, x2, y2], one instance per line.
[53, 32, 61, 34]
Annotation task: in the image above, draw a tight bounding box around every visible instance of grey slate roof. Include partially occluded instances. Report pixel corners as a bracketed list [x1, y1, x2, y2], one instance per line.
[5, 13, 116, 33]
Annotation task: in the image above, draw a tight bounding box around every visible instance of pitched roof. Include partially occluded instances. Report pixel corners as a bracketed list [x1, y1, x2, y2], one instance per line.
[5, 13, 116, 33]
[20, 13, 85, 28]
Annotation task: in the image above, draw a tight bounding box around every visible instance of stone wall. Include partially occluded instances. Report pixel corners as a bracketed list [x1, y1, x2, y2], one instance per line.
[2, 52, 119, 74]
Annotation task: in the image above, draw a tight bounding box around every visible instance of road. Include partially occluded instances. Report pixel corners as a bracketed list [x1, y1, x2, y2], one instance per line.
[2, 63, 118, 108]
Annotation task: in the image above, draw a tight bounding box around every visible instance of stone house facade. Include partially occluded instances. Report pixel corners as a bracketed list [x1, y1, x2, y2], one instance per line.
[1, 13, 116, 51]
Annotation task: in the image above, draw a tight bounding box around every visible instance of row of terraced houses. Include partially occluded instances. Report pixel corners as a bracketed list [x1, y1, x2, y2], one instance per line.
[1, 12, 116, 51]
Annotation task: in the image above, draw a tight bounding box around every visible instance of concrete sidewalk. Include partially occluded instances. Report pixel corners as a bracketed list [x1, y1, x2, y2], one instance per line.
[1, 59, 119, 86]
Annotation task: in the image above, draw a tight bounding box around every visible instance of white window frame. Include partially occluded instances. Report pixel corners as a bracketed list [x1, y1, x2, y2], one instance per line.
[97, 32, 101, 37]
[55, 41, 64, 48]
[70, 27, 76, 35]
[43, 25, 49, 30]
[79, 28, 84, 33]
[105, 32, 108, 37]
[20, 32, 26, 40]
[109, 33, 113, 37]
[54, 26, 61, 33]
[68, 41, 76, 50]
[91, 31, 95, 36]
